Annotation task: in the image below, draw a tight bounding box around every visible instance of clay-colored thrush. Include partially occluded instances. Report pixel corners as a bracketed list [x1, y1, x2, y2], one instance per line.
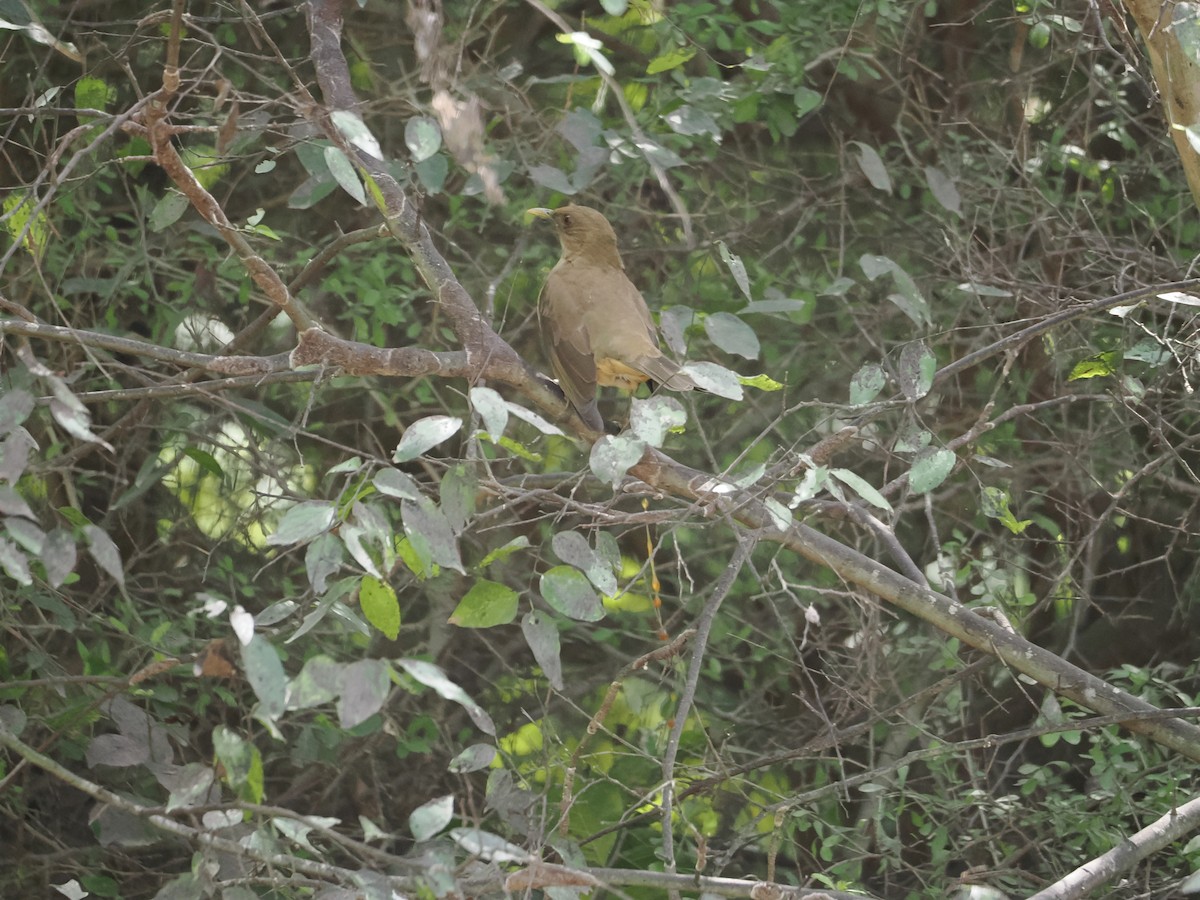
[528, 204, 694, 431]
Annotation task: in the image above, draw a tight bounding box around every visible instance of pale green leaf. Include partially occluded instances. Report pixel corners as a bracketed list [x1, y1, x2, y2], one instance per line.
[449, 579, 519, 628]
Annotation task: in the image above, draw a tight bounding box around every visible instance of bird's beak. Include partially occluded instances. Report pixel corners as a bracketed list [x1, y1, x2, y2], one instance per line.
[527, 207, 554, 221]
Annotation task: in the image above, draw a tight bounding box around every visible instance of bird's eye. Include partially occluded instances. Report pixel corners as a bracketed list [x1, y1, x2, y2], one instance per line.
[562, 214, 572, 226]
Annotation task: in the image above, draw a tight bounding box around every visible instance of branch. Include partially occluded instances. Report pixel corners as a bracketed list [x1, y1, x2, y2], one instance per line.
[297, 0, 1200, 767]
[1028, 791, 1200, 899]
[630, 449, 1200, 763]
[0, 721, 412, 892]
[303, 0, 602, 436]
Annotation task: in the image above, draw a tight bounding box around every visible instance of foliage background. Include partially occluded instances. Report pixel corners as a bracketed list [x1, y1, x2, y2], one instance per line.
[2, 0, 1200, 898]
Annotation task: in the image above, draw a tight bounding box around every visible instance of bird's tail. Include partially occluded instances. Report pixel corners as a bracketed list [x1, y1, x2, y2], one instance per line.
[635, 355, 695, 392]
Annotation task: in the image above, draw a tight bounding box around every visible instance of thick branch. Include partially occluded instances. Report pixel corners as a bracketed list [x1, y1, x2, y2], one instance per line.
[631, 449, 1200, 763]
[1122, 0, 1200, 209]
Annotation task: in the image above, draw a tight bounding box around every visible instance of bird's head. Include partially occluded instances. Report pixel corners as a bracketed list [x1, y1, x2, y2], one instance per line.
[528, 204, 622, 267]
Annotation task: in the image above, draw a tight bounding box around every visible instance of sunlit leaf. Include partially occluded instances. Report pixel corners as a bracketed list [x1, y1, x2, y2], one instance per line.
[286, 655, 343, 710]
[682, 362, 743, 400]
[829, 469, 892, 512]
[393, 415, 463, 463]
[740, 373, 784, 391]
[449, 827, 532, 863]
[360, 574, 400, 639]
[409, 794, 454, 842]
[479, 535, 531, 569]
[469, 386, 509, 439]
[374, 467, 422, 500]
[647, 45, 695, 74]
[401, 497, 464, 573]
[449, 579, 519, 628]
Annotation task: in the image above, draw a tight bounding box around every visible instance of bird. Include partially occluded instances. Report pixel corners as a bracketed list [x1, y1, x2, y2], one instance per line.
[528, 203, 694, 432]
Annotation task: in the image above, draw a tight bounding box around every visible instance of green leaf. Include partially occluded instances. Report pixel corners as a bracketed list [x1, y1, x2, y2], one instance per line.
[589, 434, 646, 487]
[415, 153, 448, 193]
[449, 579, 519, 628]
[529, 164, 575, 194]
[83, 525, 124, 587]
[981, 486, 1032, 534]
[539, 566, 604, 622]
[521, 610, 563, 690]
[449, 743, 497, 773]
[0, 536, 31, 585]
[241, 635, 287, 722]
[629, 395, 686, 446]
[360, 574, 400, 639]
[469, 386, 509, 439]
[286, 655, 343, 711]
[897, 341, 936, 400]
[704, 311, 760, 359]
[556, 31, 614, 75]
[266, 501, 335, 546]
[850, 141, 891, 193]
[397, 659, 496, 735]
[1068, 353, 1119, 381]
[329, 109, 382, 157]
[374, 467, 422, 500]
[404, 116, 442, 163]
[924, 165, 962, 217]
[337, 658, 391, 729]
[74, 76, 114, 114]
[409, 794, 454, 842]
[479, 535, 531, 569]
[393, 415, 463, 463]
[323, 145, 366, 205]
[0, 388, 34, 435]
[647, 45, 695, 74]
[552, 530, 617, 596]
[909, 448, 956, 494]
[859, 254, 930, 326]
[663, 105, 720, 139]
[440, 464, 477, 535]
[212, 725, 264, 802]
[849, 363, 886, 405]
[148, 191, 190, 232]
[740, 373, 784, 391]
[401, 497, 464, 573]
[829, 469, 892, 512]
[682, 361, 743, 399]
[793, 86, 822, 116]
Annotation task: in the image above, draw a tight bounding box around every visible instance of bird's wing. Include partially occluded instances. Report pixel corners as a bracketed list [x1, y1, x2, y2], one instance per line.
[538, 272, 603, 430]
[585, 269, 693, 392]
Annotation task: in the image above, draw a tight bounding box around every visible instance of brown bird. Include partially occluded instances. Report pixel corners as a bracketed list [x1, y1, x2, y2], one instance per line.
[528, 204, 694, 431]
